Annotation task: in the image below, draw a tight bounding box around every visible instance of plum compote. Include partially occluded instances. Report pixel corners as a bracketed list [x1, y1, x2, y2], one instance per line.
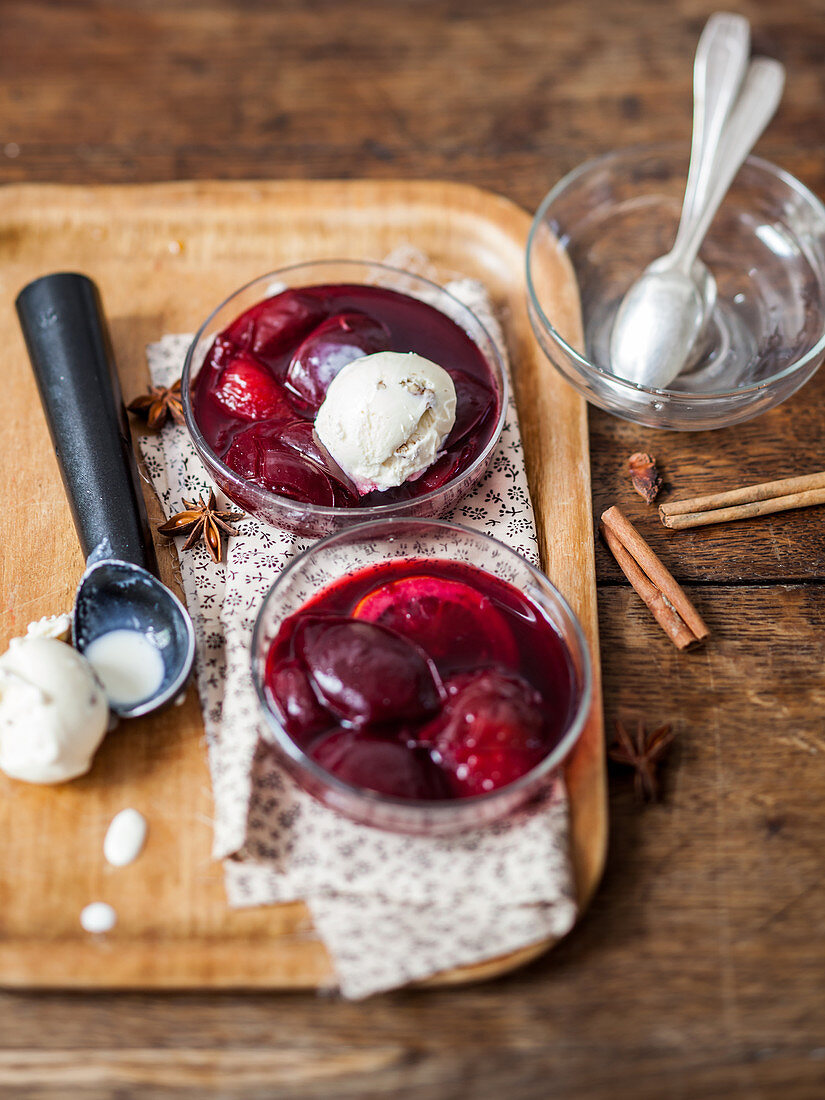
[263, 559, 577, 801]
[191, 284, 500, 508]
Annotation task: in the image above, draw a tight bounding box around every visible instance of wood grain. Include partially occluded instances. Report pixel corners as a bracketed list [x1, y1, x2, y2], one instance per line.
[0, 179, 604, 988]
[2, 0, 824, 210]
[0, 0, 823, 1096]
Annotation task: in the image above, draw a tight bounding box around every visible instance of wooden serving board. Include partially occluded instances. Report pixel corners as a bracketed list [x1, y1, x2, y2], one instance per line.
[0, 180, 605, 989]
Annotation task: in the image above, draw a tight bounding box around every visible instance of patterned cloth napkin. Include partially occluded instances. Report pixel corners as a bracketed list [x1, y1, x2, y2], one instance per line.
[139, 272, 577, 999]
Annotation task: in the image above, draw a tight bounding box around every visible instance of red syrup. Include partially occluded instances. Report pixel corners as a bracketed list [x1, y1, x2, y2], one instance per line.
[191, 284, 499, 508]
[263, 559, 577, 801]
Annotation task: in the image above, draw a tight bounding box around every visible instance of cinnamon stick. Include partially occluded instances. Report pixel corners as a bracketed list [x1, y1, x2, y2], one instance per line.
[660, 470, 825, 529]
[600, 523, 699, 650]
[600, 505, 709, 649]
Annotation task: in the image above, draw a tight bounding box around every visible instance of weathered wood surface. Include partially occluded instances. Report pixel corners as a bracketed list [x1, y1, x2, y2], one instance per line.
[0, 0, 824, 1097]
[590, 367, 825, 584]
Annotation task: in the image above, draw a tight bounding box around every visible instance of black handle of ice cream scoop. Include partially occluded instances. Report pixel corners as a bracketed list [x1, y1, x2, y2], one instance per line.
[15, 272, 157, 574]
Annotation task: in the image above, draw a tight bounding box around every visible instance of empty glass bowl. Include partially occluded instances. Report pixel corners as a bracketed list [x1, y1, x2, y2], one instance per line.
[527, 146, 825, 430]
[181, 260, 506, 537]
[251, 518, 592, 835]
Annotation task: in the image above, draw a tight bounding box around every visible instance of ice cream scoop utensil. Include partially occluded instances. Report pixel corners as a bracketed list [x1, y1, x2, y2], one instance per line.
[15, 273, 195, 717]
[610, 21, 784, 389]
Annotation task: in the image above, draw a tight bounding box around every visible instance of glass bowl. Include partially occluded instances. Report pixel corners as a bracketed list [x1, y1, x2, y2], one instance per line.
[181, 260, 507, 537]
[251, 518, 592, 835]
[526, 145, 825, 430]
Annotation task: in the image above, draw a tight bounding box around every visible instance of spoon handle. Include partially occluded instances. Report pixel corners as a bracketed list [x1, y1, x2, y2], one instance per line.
[671, 57, 785, 272]
[15, 272, 158, 574]
[675, 12, 750, 244]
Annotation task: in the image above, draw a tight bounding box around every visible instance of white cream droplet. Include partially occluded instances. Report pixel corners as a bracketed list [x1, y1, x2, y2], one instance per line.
[85, 629, 165, 708]
[104, 808, 147, 867]
[80, 902, 117, 934]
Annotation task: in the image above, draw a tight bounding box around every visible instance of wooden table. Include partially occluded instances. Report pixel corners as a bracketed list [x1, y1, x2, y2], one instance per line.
[1, 1, 823, 1096]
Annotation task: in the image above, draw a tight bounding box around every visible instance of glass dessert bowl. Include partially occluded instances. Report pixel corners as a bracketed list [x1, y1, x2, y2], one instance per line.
[526, 146, 825, 430]
[182, 260, 507, 537]
[251, 519, 592, 835]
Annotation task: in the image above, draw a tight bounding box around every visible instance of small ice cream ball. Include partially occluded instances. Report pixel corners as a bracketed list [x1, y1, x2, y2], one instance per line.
[80, 902, 117, 934]
[314, 351, 457, 493]
[104, 808, 148, 866]
[0, 637, 109, 784]
[25, 612, 73, 642]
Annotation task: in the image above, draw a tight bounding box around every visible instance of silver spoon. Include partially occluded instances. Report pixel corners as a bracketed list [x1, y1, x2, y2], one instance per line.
[662, 11, 751, 360]
[16, 273, 195, 718]
[610, 50, 785, 389]
[679, 14, 751, 250]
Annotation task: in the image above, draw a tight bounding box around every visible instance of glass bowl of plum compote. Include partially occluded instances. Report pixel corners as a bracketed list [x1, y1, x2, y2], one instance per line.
[252, 518, 592, 835]
[182, 260, 507, 538]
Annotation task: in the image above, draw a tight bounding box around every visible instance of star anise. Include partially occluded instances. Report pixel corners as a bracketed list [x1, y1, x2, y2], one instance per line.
[608, 718, 675, 802]
[127, 379, 185, 430]
[157, 490, 244, 564]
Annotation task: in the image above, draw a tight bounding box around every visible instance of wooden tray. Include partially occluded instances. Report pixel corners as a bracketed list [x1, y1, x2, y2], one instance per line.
[0, 180, 605, 989]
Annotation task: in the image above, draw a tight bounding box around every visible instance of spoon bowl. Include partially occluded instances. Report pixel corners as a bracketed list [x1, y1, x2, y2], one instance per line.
[610, 258, 716, 387]
[73, 560, 195, 718]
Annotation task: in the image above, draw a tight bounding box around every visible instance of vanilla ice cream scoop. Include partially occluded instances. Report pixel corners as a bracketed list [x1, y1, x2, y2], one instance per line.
[0, 637, 109, 784]
[314, 351, 457, 494]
